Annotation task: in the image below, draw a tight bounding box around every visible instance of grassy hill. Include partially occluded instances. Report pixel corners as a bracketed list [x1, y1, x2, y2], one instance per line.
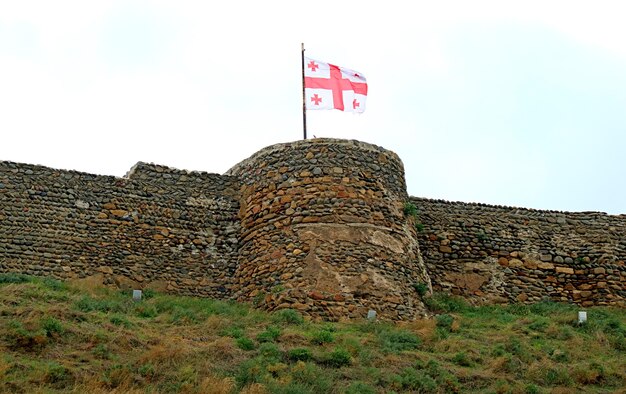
[0, 274, 624, 394]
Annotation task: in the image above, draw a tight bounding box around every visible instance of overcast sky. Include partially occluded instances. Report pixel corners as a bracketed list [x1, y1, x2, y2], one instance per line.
[1, 1, 625, 214]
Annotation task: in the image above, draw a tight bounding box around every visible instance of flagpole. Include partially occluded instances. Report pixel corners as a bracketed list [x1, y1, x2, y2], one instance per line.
[301, 43, 307, 140]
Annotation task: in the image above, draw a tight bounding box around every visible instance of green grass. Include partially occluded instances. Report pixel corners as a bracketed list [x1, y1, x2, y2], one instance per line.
[403, 201, 418, 218]
[0, 273, 624, 393]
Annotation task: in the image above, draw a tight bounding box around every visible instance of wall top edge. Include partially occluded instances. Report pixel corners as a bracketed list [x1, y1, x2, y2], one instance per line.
[0, 160, 231, 181]
[225, 138, 402, 176]
[411, 196, 626, 218]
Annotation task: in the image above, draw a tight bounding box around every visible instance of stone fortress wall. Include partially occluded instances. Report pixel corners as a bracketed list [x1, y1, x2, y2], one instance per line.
[0, 161, 240, 298]
[1, 138, 624, 320]
[412, 197, 626, 307]
[226, 139, 431, 320]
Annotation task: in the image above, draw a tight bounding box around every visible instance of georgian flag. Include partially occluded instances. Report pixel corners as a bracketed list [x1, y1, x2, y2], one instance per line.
[304, 56, 367, 113]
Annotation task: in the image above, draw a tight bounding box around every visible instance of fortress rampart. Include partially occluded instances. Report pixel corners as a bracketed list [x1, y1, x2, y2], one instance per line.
[0, 161, 240, 298]
[226, 139, 430, 320]
[0, 138, 624, 320]
[413, 197, 626, 307]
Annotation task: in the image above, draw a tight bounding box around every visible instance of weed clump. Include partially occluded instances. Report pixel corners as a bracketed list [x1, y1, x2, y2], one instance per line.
[109, 314, 133, 328]
[40, 317, 64, 337]
[391, 367, 437, 392]
[379, 328, 421, 353]
[256, 326, 281, 343]
[323, 347, 351, 368]
[0, 273, 32, 284]
[311, 328, 334, 345]
[403, 201, 418, 217]
[258, 343, 282, 361]
[345, 381, 377, 394]
[273, 309, 304, 325]
[44, 361, 74, 388]
[236, 337, 256, 351]
[424, 292, 468, 313]
[436, 314, 454, 329]
[287, 348, 312, 362]
[75, 295, 126, 314]
[413, 282, 429, 297]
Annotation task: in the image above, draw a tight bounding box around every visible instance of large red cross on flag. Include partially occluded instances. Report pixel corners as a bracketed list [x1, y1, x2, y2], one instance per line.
[304, 56, 367, 113]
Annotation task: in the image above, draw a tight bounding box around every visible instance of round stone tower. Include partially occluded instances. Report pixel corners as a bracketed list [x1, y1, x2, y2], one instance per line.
[226, 139, 431, 320]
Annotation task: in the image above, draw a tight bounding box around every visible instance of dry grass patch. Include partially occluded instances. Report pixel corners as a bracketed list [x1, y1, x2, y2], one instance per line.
[205, 336, 246, 363]
[454, 367, 501, 391]
[204, 314, 233, 332]
[66, 275, 108, 295]
[138, 338, 194, 367]
[0, 357, 11, 378]
[430, 335, 469, 353]
[197, 374, 236, 394]
[488, 355, 525, 376]
[278, 328, 310, 347]
[70, 379, 146, 394]
[403, 317, 438, 340]
[373, 353, 415, 373]
[240, 383, 269, 394]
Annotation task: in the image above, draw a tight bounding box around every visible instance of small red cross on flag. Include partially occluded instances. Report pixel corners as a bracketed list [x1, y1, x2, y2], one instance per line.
[304, 56, 367, 113]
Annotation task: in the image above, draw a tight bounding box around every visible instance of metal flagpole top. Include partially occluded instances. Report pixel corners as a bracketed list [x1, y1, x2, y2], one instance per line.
[301, 43, 307, 140]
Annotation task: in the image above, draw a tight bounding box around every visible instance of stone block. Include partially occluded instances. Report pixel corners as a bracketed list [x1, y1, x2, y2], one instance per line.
[537, 262, 555, 270]
[524, 260, 538, 269]
[292, 303, 309, 310]
[308, 291, 325, 300]
[98, 266, 114, 274]
[110, 209, 128, 217]
[439, 245, 452, 254]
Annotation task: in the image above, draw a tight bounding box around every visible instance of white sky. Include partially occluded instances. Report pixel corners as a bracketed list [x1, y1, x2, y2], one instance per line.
[1, 1, 625, 214]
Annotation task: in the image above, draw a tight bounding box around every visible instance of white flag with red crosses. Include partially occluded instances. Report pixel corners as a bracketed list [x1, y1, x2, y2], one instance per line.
[304, 56, 367, 113]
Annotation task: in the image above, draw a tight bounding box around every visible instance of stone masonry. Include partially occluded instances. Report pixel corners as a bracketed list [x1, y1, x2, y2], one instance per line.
[0, 161, 240, 298]
[413, 198, 625, 307]
[0, 138, 624, 321]
[226, 139, 431, 320]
